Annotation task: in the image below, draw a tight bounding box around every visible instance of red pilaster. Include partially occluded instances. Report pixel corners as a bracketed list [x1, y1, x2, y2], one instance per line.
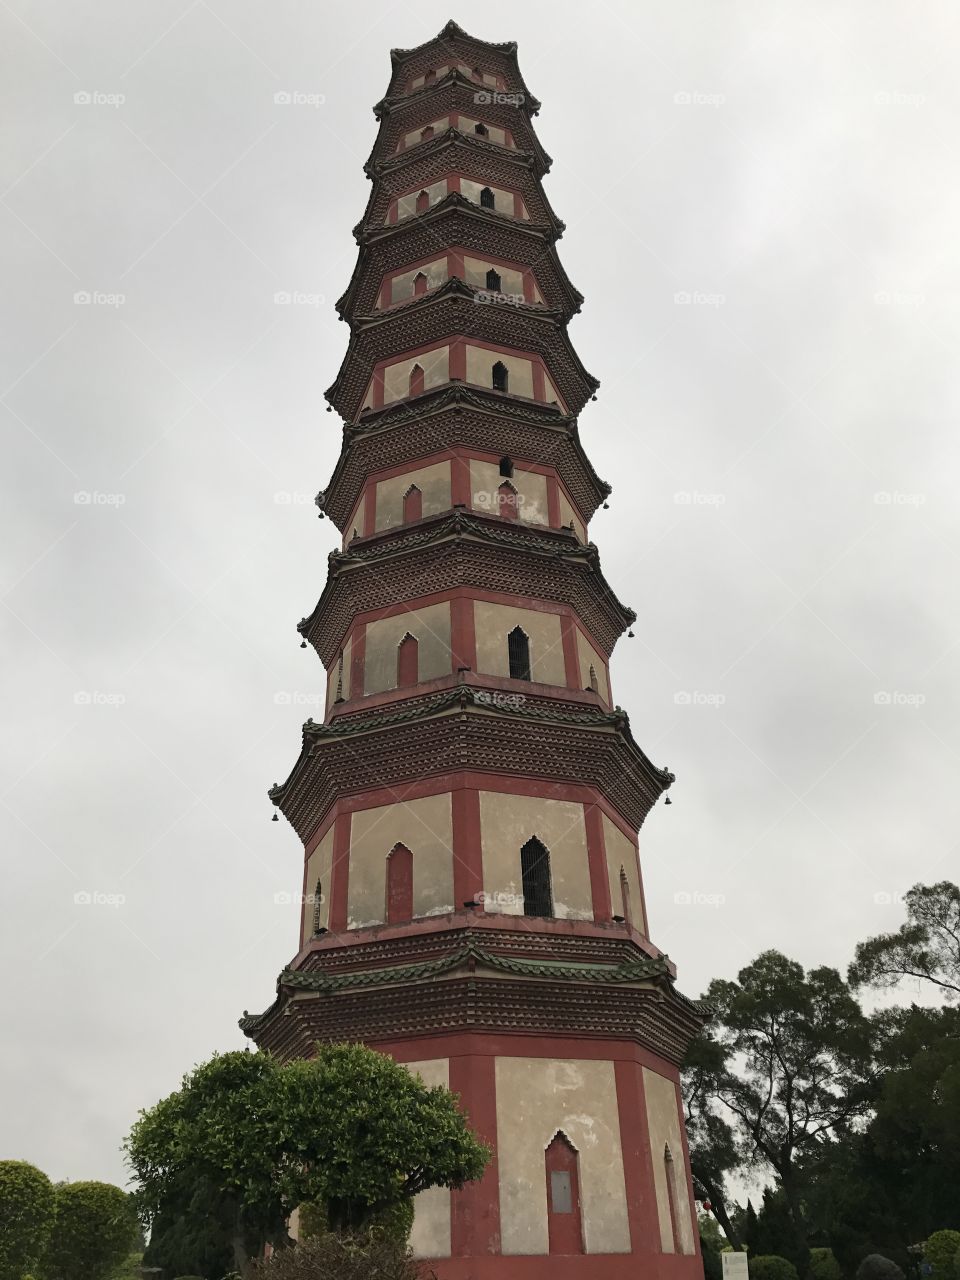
[328, 811, 352, 931]
[451, 786, 483, 906]
[449, 1054, 501, 1256]
[584, 801, 613, 922]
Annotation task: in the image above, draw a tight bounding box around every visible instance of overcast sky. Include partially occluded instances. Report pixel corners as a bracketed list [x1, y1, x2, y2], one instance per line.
[2, 0, 958, 1189]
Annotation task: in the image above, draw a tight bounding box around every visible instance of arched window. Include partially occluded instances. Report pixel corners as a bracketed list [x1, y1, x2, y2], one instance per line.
[486, 268, 502, 292]
[521, 836, 552, 917]
[397, 632, 419, 688]
[475, 122, 488, 137]
[587, 664, 599, 693]
[413, 271, 428, 296]
[498, 455, 513, 478]
[619, 865, 632, 925]
[491, 360, 508, 392]
[545, 1132, 583, 1255]
[479, 186, 495, 209]
[664, 1145, 683, 1254]
[420, 125, 434, 141]
[497, 481, 519, 522]
[415, 189, 430, 214]
[386, 843, 413, 923]
[403, 484, 422, 523]
[409, 363, 425, 396]
[508, 625, 530, 680]
[311, 878, 323, 935]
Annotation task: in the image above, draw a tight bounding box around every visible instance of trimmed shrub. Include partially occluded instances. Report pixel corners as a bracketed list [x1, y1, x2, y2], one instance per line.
[0, 1161, 55, 1280]
[855, 1255, 906, 1280]
[808, 1248, 843, 1280]
[253, 1232, 431, 1280]
[925, 1232, 960, 1280]
[750, 1256, 801, 1280]
[45, 1181, 139, 1280]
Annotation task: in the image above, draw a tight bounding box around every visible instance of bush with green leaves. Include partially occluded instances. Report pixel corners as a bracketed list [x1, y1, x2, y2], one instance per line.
[750, 1255, 801, 1280]
[924, 1231, 960, 1279]
[0, 1161, 55, 1280]
[808, 1248, 842, 1280]
[252, 1231, 430, 1280]
[45, 1181, 139, 1280]
[854, 1255, 906, 1280]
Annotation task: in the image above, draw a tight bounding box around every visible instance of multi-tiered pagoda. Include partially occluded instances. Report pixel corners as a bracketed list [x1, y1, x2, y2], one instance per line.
[242, 21, 705, 1278]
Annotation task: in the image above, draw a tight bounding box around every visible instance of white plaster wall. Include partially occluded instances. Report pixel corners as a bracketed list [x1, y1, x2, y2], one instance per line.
[382, 346, 450, 405]
[576, 629, 610, 703]
[557, 488, 585, 541]
[457, 117, 509, 146]
[347, 793, 455, 928]
[302, 825, 334, 944]
[363, 602, 451, 694]
[376, 461, 451, 529]
[473, 601, 565, 686]
[325, 635, 352, 711]
[403, 1058, 452, 1258]
[495, 1056, 631, 1255]
[478, 792, 591, 920]
[400, 117, 450, 148]
[469, 459, 548, 525]
[388, 256, 449, 304]
[643, 1067, 695, 1255]
[460, 178, 525, 218]
[395, 178, 447, 222]
[465, 346, 533, 398]
[602, 813, 646, 934]
[463, 256, 525, 296]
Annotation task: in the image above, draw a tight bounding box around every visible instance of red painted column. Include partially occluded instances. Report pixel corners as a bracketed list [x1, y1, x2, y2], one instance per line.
[559, 613, 581, 691]
[546, 475, 561, 528]
[532, 361, 546, 403]
[615, 1058, 663, 1263]
[451, 593, 477, 672]
[349, 623, 367, 699]
[449, 337, 466, 382]
[362, 484, 377, 536]
[451, 786, 483, 907]
[584, 802, 614, 922]
[449, 1053, 501, 1256]
[451, 453, 472, 508]
[328, 810, 353, 931]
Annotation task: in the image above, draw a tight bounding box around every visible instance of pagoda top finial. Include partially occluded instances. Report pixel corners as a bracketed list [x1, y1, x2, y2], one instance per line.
[389, 19, 518, 65]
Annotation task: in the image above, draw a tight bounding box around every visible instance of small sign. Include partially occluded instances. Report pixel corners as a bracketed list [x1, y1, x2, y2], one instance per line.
[723, 1253, 750, 1280]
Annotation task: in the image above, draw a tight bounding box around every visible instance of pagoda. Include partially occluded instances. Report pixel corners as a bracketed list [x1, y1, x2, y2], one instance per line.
[242, 21, 706, 1279]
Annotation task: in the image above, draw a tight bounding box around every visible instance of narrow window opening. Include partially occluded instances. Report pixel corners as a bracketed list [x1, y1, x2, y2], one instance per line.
[475, 122, 488, 137]
[508, 626, 531, 680]
[409, 363, 425, 396]
[386, 843, 413, 923]
[491, 359, 508, 392]
[521, 836, 552, 918]
[415, 189, 430, 214]
[479, 186, 495, 210]
[498, 455, 513, 478]
[397, 632, 419, 688]
[486, 268, 502, 292]
[424, 69, 436, 85]
[413, 271, 428, 296]
[403, 484, 423, 523]
[545, 1132, 583, 1255]
[498, 481, 519, 522]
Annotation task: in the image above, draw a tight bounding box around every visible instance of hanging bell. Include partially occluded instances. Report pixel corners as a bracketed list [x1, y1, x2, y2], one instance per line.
[300, 640, 307, 649]
[271, 813, 279, 822]
[664, 796, 673, 806]
[627, 629, 635, 638]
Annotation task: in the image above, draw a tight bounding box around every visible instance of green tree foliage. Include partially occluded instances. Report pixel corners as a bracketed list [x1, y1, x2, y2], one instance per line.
[749, 1256, 800, 1280]
[252, 1230, 429, 1280]
[849, 882, 960, 1000]
[854, 1256, 905, 1280]
[126, 1045, 488, 1272]
[0, 1162, 55, 1280]
[807, 1247, 843, 1280]
[749, 1189, 811, 1279]
[695, 952, 874, 1252]
[924, 1231, 960, 1280]
[141, 1177, 236, 1280]
[683, 1033, 743, 1249]
[44, 1181, 139, 1280]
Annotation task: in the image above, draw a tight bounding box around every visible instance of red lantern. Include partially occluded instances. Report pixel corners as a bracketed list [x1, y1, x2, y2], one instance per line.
[703, 1200, 712, 1212]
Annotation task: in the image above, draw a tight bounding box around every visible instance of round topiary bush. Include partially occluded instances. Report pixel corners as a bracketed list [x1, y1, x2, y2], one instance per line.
[808, 1248, 843, 1280]
[750, 1256, 801, 1280]
[925, 1232, 960, 1280]
[855, 1254, 906, 1280]
[0, 1161, 55, 1280]
[45, 1181, 139, 1280]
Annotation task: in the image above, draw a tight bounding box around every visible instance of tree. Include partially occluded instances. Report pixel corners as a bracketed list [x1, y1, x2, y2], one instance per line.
[855, 1256, 905, 1280]
[924, 1231, 960, 1280]
[750, 1256, 800, 1280]
[699, 951, 875, 1255]
[808, 1247, 842, 1280]
[126, 1045, 489, 1273]
[849, 882, 960, 1000]
[44, 1182, 139, 1280]
[0, 1162, 55, 1280]
[682, 1032, 743, 1249]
